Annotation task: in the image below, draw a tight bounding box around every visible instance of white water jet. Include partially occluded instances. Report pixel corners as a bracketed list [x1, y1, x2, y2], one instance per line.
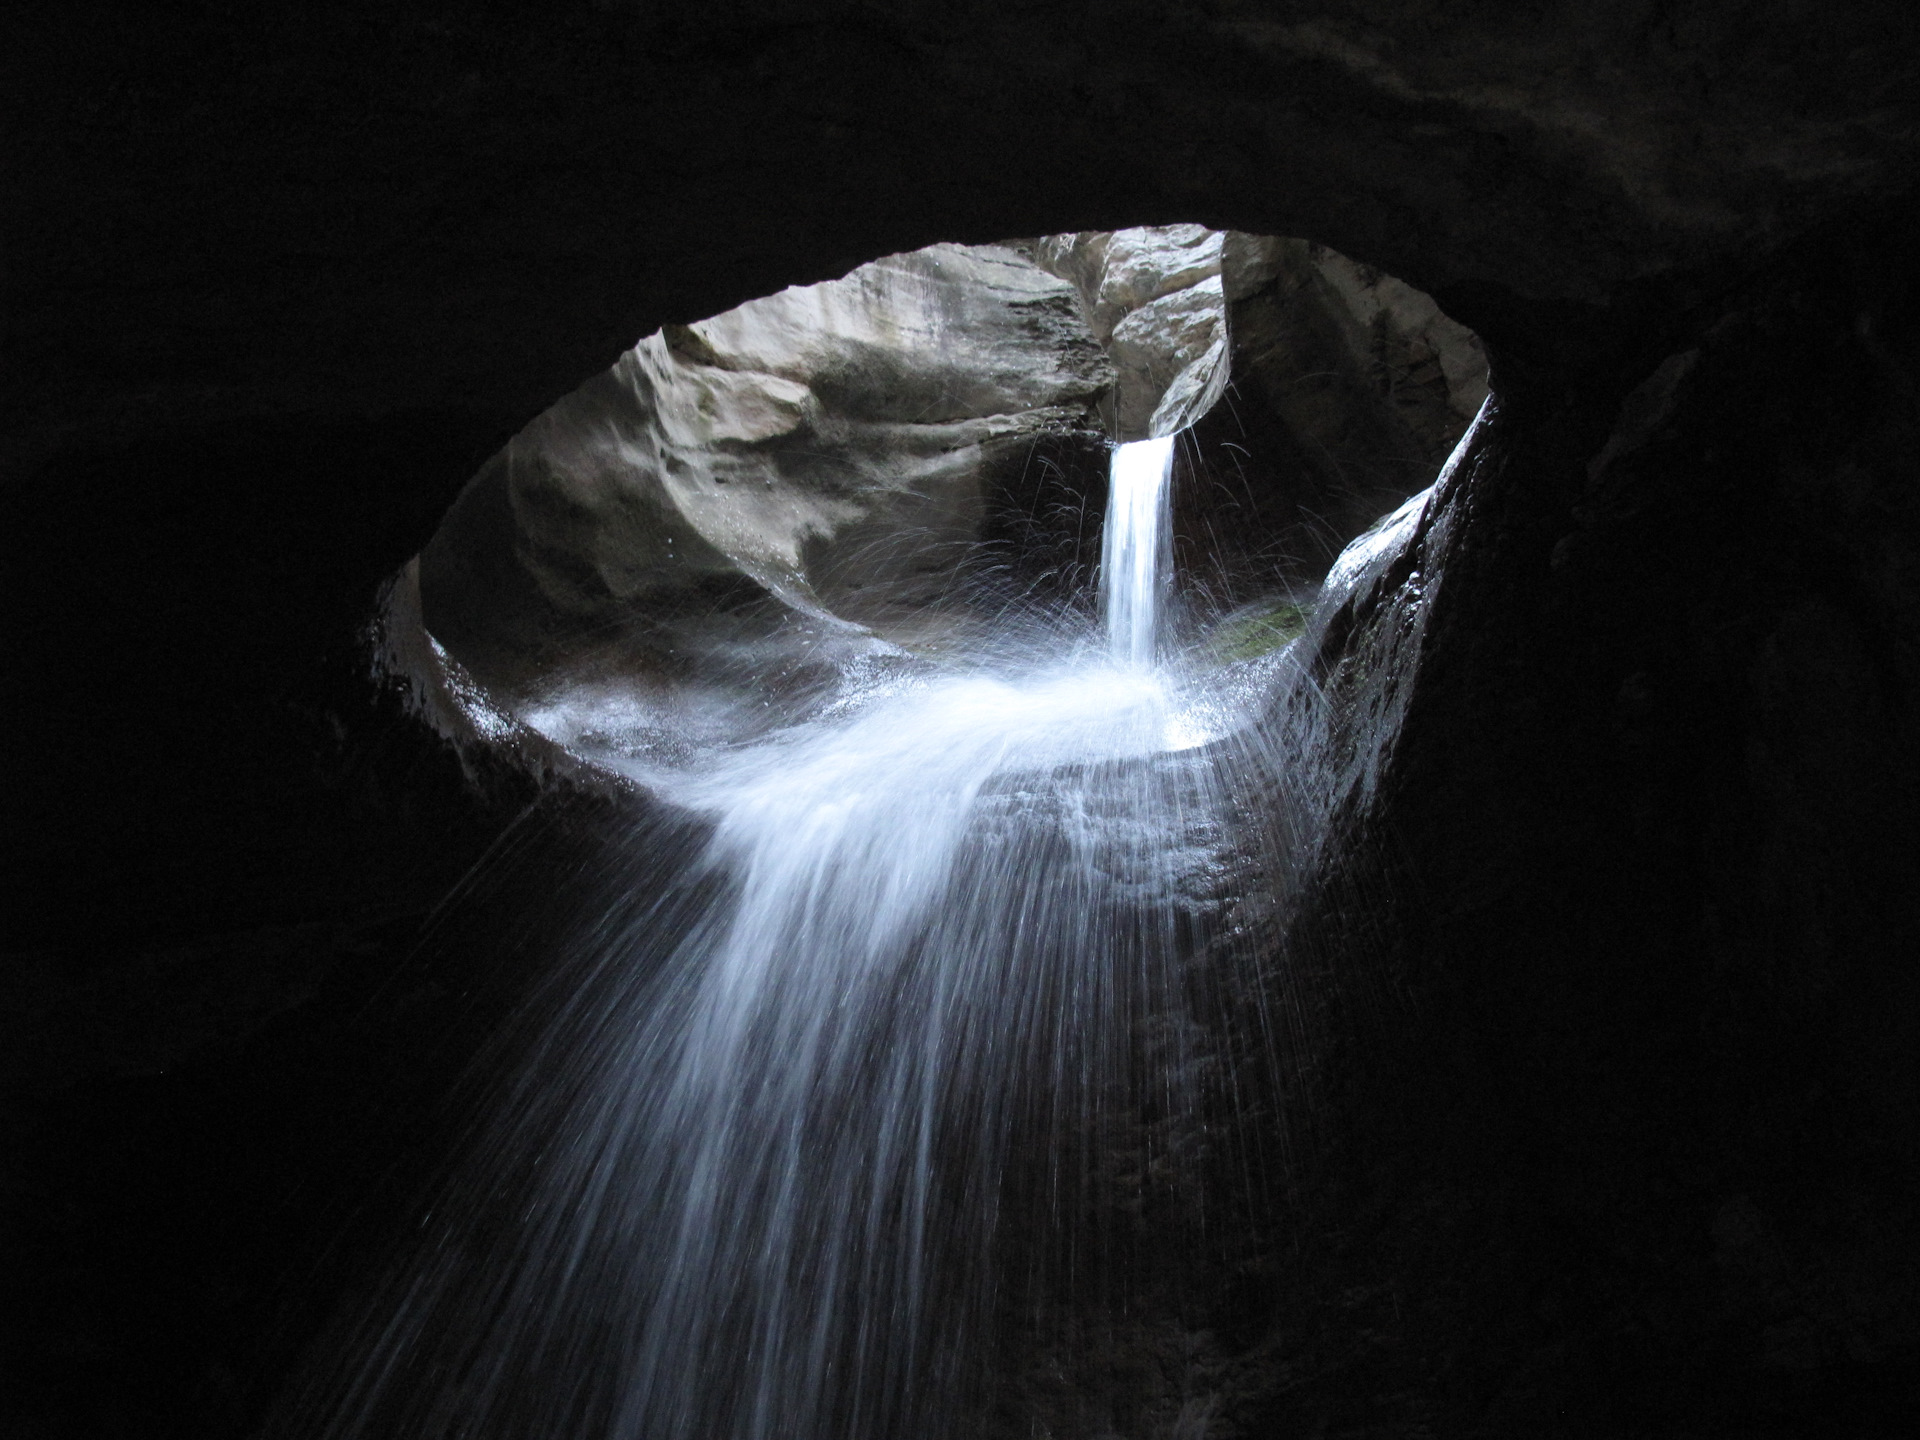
[1102, 436, 1176, 666]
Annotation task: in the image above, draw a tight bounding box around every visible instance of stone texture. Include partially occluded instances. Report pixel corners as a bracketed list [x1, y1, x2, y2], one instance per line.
[410, 241, 1112, 757]
[1030, 225, 1233, 439]
[1174, 236, 1490, 606]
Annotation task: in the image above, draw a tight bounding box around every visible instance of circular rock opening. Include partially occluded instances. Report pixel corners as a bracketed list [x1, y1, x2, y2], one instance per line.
[383, 224, 1486, 777]
[325, 224, 1496, 1440]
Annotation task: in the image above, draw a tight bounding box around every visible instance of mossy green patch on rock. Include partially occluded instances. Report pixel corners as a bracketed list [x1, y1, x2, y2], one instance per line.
[1205, 599, 1310, 662]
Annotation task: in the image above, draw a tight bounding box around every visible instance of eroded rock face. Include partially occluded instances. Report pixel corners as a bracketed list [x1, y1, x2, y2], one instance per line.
[1175, 235, 1490, 599]
[1028, 225, 1231, 439]
[1227, 234, 1488, 451]
[413, 242, 1113, 756]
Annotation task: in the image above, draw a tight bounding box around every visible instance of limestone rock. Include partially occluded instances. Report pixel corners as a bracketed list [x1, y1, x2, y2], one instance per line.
[1029, 225, 1232, 440]
[412, 241, 1114, 761]
[1175, 237, 1489, 600]
[1109, 276, 1229, 439]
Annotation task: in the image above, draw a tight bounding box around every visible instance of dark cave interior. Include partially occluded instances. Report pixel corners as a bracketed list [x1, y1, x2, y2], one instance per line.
[6, 3, 1920, 1436]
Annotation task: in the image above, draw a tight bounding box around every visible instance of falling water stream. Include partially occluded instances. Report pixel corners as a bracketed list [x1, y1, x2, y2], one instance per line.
[1102, 436, 1175, 667]
[306, 437, 1333, 1440]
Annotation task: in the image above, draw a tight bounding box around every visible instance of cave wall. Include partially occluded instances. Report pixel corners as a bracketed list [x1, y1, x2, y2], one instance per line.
[1175, 233, 1490, 602]
[412, 239, 1114, 726]
[1210, 206, 1920, 1434]
[12, 0, 1918, 944]
[6, 2, 1920, 1436]
[12, 0, 1919, 465]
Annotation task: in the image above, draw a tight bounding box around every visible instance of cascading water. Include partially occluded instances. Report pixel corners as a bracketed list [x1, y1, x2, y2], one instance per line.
[300, 440, 1243, 1440]
[293, 212, 1494, 1437]
[291, 386, 1478, 1437]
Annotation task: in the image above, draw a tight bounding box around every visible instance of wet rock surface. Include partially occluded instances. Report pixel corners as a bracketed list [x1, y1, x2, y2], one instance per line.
[7, 2, 1920, 1436]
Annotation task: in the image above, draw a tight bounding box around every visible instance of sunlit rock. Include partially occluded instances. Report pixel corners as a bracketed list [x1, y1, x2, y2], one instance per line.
[413, 242, 1115, 756]
[1029, 224, 1231, 439]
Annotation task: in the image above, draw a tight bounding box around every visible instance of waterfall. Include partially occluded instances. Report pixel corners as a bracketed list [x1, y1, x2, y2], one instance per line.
[299, 249, 1484, 1440]
[1102, 437, 1176, 665]
[601, 665, 1187, 1440]
[299, 441, 1233, 1440]
[288, 390, 1471, 1440]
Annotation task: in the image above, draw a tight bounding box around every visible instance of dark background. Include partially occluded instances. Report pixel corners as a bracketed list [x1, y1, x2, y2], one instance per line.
[5, 3, 1919, 1435]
